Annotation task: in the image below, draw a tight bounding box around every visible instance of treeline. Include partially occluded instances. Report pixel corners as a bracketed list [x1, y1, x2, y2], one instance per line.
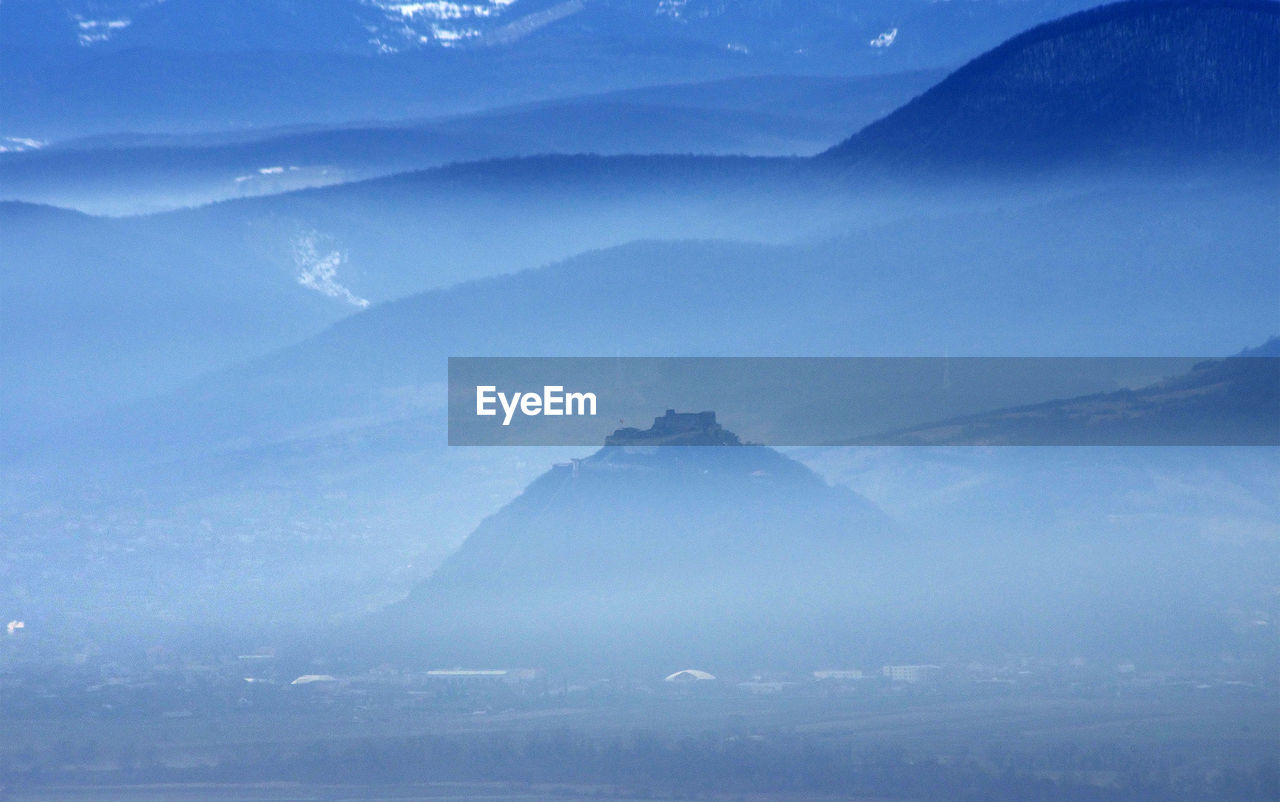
[5, 729, 1276, 801]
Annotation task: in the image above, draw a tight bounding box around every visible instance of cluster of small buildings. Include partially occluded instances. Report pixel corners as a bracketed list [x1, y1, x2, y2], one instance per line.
[3, 639, 1271, 721]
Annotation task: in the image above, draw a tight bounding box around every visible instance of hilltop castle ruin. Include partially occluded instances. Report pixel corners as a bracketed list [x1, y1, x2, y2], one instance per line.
[605, 409, 741, 446]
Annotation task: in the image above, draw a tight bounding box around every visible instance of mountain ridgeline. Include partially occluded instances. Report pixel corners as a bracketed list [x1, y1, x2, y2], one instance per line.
[5, 2, 1279, 434]
[850, 341, 1280, 446]
[825, 0, 1280, 167]
[0, 72, 946, 215]
[0, 0, 1100, 137]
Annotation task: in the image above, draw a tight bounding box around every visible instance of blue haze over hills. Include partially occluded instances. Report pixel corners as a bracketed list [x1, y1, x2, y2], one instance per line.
[0, 4, 1276, 772]
[4, 0, 1276, 437]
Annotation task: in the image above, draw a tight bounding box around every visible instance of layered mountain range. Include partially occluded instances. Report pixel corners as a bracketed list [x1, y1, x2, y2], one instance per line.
[1, 1, 1276, 652]
[6, 2, 1277, 438]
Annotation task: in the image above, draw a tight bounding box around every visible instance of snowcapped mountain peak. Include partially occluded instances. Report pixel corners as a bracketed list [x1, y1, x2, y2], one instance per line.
[4, 0, 1109, 68]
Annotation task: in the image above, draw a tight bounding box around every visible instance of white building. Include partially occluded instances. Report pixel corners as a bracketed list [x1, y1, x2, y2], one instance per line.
[664, 669, 716, 683]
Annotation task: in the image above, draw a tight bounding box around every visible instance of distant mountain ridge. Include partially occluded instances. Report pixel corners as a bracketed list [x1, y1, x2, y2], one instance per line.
[28, 174, 1270, 460]
[4, 0, 1096, 59]
[10, 0, 1266, 218]
[825, 0, 1280, 166]
[0, 0, 1099, 138]
[0, 71, 944, 215]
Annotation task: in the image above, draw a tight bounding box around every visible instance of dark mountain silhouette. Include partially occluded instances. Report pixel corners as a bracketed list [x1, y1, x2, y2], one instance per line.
[847, 341, 1280, 445]
[375, 413, 895, 666]
[824, 0, 1280, 167]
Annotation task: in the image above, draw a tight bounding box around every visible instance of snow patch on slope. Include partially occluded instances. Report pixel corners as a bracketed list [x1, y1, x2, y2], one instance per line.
[379, 0, 517, 20]
[869, 28, 898, 48]
[0, 137, 47, 153]
[656, 0, 688, 19]
[293, 233, 369, 309]
[75, 17, 131, 46]
[366, 0, 519, 48]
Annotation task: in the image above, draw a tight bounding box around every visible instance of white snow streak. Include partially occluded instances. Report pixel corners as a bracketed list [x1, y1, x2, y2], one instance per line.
[293, 233, 369, 309]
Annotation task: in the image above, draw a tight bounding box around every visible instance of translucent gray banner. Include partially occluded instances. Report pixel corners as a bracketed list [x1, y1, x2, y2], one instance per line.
[448, 356, 1279, 446]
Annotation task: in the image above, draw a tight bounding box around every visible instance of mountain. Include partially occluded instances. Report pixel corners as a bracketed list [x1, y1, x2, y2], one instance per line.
[824, 0, 1280, 167]
[3, 0, 1277, 647]
[6, 0, 1098, 61]
[0, 71, 943, 215]
[0, 154, 825, 435]
[11, 169, 1269, 456]
[845, 342, 1280, 445]
[374, 412, 896, 667]
[367, 408, 1278, 670]
[4, 178, 1267, 640]
[0, 0, 1098, 138]
[6, 0, 1276, 432]
[0, 200, 348, 431]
